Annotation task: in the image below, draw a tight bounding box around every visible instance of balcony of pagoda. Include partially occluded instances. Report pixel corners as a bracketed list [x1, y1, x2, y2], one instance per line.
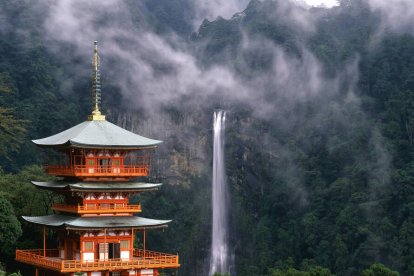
[15, 249, 180, 273]
[46, 165, 149, 178]
[51, 203, 142, 215]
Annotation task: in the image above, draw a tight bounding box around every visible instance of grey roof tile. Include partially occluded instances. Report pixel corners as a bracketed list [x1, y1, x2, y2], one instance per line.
[32, 120, 162, 148]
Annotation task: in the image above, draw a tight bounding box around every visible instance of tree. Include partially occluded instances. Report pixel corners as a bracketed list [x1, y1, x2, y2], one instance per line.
[0, 194, 22, 258]
[0, 73, 26, 159]
[271, 266, 333, 276]
[361, 263, 399, 276]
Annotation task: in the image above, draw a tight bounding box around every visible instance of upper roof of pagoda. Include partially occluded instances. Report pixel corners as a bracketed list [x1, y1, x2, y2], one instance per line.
[32, 41, 161, 149]
[32, 120, 162, 149]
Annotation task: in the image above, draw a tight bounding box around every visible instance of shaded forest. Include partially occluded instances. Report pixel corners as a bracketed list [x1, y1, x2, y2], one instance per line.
[0, 0, 414, 275]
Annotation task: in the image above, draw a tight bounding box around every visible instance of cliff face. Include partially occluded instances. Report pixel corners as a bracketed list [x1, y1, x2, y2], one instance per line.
[113, 109, 210, 186]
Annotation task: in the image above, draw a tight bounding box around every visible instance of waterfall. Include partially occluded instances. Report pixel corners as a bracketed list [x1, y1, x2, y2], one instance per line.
[209, 110, 231, 275]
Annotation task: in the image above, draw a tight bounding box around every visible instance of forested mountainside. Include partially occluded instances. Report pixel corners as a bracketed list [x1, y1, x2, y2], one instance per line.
[1, 0, 414, 275]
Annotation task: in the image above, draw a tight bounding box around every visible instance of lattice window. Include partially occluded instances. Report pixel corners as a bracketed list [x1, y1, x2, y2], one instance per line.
[120, 240, 130, 249]
[84, 241, 93, 251]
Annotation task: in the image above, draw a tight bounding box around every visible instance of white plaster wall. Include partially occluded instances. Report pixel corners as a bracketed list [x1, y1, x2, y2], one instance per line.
[121, 250, 130, 260]
[141, 269, 154, 275]
[83, 252, 94, 262]
[119, 231, 130, 236]
[91, 272, 102, 276]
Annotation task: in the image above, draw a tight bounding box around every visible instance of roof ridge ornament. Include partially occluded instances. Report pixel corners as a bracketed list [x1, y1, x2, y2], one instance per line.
[88, 41, 106, 121]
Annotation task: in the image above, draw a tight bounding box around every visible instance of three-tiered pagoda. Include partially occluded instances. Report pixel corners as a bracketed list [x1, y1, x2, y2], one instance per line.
[15, 42, 180, 276]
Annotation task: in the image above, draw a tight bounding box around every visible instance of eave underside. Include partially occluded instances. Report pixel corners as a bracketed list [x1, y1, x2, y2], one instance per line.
[22, 214, 171, 230]
[32, 181, 162, 192]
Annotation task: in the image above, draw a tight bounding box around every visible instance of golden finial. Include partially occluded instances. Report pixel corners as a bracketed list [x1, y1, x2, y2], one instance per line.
[88, 41, 106, 121]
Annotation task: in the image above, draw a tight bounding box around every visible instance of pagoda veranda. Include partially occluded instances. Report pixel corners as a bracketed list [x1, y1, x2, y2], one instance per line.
[15, 42, 180, 276]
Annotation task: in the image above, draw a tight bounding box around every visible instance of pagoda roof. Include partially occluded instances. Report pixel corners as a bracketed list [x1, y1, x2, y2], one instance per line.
[22, 215, 170, 230]
[32, 120, 162, 149]
[32, 181, 162, 192]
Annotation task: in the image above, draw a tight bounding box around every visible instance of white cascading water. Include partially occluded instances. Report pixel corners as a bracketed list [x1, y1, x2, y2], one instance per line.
[209, 110, 230, 275]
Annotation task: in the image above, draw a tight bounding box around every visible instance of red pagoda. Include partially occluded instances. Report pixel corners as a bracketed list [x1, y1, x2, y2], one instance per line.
[15, 42, 180, 276]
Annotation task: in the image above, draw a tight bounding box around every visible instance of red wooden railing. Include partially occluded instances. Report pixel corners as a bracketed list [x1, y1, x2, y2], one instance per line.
[51, 203, 142, 214]
[15, 249, 61, 270]
[16, 249, 179, 272]
[46, 165, 149, 177]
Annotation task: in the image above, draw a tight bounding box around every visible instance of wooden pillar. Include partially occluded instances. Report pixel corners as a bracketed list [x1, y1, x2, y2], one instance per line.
[43, 225, 46, 257]
[143, 228, 146, 258]
[79, 235, 83, 262]
[64, 238, 67, 259]
[35, 268, 39, 276]
[104, 228, 107, 261]
[131, 227, 134, 259]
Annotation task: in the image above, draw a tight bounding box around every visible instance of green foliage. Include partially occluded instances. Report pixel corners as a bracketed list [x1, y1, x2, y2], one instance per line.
[361, 263, 399, 276]
[0, 73, 26, 159]
[270, 266, 333, 276]
[212, 273, 231, 276]
[0, 165, 55, 270]
[0, 165, 54, 218]
[0, 106, 26, 158]
[0, 194, 22, 257]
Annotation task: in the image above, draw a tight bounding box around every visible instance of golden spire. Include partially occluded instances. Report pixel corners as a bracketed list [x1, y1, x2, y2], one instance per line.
[88, 41, 106, 121]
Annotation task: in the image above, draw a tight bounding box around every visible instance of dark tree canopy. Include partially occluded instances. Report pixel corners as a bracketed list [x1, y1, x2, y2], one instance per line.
[0, 194, 22, 257]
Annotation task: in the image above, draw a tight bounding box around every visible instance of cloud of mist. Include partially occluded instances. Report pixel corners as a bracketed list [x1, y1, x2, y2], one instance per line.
[42, 0, 322, 119]
[366, 0, 414, 34]
[44, 0, 247, 113]
[191, 0, 250, 27]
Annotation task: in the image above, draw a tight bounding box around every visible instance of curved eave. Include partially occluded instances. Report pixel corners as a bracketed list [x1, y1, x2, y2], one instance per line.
[32, 140, 161, 150]
[68, 141, 161, 149]
[71, 183, 163, 192]
[31, 181, 163, 192]
[31, 140, 72, 149]
[22, 215, 171, 230]
[32, 181, 68, 189]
